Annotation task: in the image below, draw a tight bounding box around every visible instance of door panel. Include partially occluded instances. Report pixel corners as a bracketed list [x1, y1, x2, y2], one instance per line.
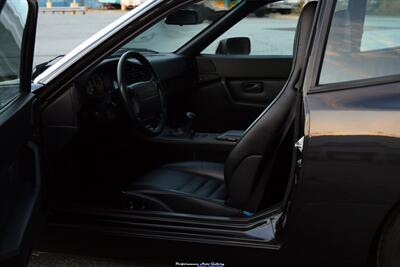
[0, 95, 41, 265]
[195, 55, 292, 132]
[0, 0, 40, 265]
[292, 2, 400, 265]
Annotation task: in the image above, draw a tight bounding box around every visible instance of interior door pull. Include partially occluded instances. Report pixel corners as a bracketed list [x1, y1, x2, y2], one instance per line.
[242, 82, 263, 93]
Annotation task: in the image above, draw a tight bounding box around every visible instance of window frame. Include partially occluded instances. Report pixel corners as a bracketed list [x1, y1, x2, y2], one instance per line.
[309, 0, 400, 94]
[0, 0, 36, 113]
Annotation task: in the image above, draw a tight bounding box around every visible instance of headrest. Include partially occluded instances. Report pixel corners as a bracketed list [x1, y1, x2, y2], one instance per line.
[292, 1, 318, 69]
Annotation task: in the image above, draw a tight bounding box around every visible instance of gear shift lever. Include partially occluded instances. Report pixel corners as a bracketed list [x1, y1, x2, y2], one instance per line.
[184, 112, 196, 138]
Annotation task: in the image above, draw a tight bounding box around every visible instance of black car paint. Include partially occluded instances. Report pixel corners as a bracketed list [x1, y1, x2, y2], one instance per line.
[286, 84, 400, 266]
[280, 1, 400, 265]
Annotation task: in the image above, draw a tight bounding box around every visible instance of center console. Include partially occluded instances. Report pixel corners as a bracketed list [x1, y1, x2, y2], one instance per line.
[148, 112, 245, 152]
[155, 128, 244, 151]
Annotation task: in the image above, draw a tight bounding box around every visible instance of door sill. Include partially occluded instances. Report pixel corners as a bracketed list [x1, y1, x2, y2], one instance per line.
[47, 202, 284, 249]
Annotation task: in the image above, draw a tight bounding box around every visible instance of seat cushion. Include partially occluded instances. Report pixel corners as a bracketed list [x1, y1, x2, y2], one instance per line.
[127, 161, 226, 200]
[123, 162, 242, 216]
[163, 161, 225, 181]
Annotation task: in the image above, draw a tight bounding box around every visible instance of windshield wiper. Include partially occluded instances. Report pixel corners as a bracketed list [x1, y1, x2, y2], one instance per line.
[33, 55, 64, 80]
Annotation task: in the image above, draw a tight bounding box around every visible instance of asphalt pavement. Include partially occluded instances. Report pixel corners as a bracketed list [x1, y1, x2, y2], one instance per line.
[29, 252, 166, 267]
[35, 10, 123, 65]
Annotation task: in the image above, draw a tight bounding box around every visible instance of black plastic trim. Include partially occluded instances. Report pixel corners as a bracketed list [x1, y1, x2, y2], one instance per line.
[48, 203, 283, 249]
[303, 0, 333, 93]
[20, 0, 38, 93]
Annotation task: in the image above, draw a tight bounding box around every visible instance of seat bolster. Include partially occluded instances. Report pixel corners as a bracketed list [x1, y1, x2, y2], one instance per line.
[122, 189, 242, 217]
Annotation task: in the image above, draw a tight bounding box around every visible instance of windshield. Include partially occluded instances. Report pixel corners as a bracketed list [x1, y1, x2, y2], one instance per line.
[118, 0, 242, 54]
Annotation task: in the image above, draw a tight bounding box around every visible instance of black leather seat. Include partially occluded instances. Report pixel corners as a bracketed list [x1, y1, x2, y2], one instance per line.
[123, 162, 243, 216]
[123, 2, 317, 216]
[127, 162, 226, 200]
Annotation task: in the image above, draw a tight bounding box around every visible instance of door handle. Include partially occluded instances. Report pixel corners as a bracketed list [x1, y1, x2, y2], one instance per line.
[242, 82, 264, 93]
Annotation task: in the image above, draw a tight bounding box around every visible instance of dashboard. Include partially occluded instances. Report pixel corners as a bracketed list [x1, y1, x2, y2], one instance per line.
[75, 54, 195, 122]
[75, 57, 153, 122]
[82, 58, 151, 99]
[41, 53, 196, 156]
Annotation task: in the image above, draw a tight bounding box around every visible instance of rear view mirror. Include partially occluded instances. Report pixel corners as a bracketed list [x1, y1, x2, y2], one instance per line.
[165, 10, 201, 25]
[216, 37, 251, 55]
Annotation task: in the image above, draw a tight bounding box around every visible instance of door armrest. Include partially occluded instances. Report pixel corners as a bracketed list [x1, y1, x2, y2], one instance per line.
[216, 130, 245, 142]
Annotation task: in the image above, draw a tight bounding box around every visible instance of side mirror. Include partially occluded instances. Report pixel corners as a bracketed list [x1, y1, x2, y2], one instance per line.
[216, 37, 251, 55]
[165, 10, 201, 25]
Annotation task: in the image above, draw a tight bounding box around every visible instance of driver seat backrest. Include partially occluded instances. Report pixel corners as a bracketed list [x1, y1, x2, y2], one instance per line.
[224, 1, 317, 212]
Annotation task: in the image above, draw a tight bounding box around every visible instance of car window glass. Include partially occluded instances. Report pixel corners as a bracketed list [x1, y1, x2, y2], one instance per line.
[335, 0, 349, 11]
[319, 0, 400, 85]
[202, 2, 302, 56]
[361, 2, 400, 52]
[119, 0, 242, 54]
[0, 1, 29, 109]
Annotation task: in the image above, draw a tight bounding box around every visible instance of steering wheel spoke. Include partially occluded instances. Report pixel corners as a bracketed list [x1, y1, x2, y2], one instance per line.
[127, 81, 155, 92]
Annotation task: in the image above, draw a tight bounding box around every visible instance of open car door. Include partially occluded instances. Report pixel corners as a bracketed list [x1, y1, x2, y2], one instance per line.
[0, 1, 41, 266]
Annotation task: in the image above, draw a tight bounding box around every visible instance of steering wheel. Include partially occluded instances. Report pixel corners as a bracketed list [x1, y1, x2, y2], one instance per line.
[117, 51, 166, 136]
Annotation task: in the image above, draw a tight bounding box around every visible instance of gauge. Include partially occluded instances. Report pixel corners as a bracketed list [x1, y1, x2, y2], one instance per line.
[86, 74, 105, 97]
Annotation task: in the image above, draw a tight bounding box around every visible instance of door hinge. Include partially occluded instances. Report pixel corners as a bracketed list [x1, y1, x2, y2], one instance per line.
[295, 136, 304, 153]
